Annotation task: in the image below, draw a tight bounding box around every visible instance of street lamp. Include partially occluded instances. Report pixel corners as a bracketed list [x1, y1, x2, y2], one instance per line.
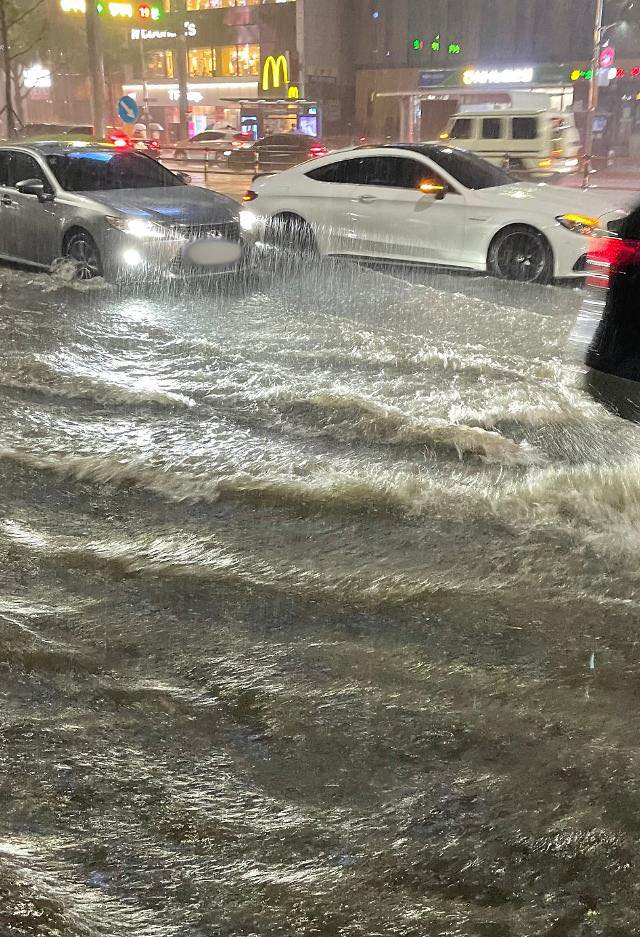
[583, 0, 639, 187]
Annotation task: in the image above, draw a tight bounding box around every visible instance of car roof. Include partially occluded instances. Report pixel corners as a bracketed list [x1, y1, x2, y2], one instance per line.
[0, 141, 123, 156]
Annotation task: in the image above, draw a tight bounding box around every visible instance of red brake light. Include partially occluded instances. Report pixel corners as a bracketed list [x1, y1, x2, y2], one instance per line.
[308, 145, 328, 159]
[148, 140, 159, 149]
[586, 237, 640, 289]
[113, 137, 128, 148]
[242, 190, 258, 202]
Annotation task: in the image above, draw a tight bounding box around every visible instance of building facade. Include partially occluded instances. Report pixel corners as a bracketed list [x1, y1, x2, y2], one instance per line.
[351, 0, 640, 154]
[40, 0, 354, 141]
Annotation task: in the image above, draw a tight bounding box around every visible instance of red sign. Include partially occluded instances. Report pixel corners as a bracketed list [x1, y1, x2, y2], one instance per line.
[600, 46, 615, 68]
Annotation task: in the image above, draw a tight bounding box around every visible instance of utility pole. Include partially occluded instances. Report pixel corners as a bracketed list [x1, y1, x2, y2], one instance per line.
[85, 0, 106, 139]
[0, 0, 16, 137]
[175, 0, 189, 139]
[583, 0, 605, 188]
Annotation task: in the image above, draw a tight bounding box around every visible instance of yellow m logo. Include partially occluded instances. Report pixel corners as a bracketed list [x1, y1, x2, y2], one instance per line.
[261, 54, 289, 92]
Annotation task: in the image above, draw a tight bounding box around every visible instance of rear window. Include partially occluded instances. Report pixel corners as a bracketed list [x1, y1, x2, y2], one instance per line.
[511, 117, 537, 139]
[449, 118, 472, 140]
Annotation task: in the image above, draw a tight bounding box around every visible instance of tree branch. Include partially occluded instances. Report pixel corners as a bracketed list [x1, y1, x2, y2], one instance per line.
[7, 0, 45, 31]
[8, 23, 48, 62]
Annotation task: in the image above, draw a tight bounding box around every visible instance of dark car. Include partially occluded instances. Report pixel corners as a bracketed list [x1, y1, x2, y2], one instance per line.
[227, 133, 328, 173]
[0, 142, 242, 281]
[579, 205, 640, 419]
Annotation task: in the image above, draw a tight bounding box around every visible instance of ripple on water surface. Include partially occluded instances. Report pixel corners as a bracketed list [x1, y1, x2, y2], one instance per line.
[1, 261, 640, 935]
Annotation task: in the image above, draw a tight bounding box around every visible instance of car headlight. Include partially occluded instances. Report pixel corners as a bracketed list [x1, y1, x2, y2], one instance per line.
[556, 213, 602, 235]
[106, 216, 171, 239]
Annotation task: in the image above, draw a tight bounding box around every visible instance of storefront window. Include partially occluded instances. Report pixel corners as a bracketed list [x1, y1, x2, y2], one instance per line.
[145, 51, 174, 78]
[234, 44, 260, 76]
[188, 47, 216, 78]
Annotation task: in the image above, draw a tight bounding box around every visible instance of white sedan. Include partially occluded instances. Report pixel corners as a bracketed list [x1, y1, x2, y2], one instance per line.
[240, 144, 629, 283]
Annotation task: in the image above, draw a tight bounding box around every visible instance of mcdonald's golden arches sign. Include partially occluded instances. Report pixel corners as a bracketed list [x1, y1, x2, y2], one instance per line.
[260, 52, 298, 98]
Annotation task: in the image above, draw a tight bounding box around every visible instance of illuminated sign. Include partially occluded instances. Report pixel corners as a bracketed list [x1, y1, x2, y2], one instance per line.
[462, 67, 534, 85]
[411, 34, 462, 55]
[261, 54, 289, 92]
[168, 89, 203, 103]
[571, 64, 640, 80]
[23, 65, 51, 89]
[60, 0, 162, 17]
[287, 85, 300, 99]
[600, 46, 615, 68]
[131, 27, 176, 39]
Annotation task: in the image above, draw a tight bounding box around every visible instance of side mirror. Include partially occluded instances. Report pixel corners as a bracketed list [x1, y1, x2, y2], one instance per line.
[419, 180, 447, 200]
[176, 171, 192, 184]
[16, 178, 52, 201]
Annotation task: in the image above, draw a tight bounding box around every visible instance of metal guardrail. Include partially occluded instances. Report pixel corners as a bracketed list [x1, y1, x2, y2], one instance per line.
[159, 145, 258, 176]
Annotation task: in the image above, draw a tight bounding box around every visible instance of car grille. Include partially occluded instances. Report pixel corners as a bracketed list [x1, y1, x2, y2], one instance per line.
[168, 220, 240, 242]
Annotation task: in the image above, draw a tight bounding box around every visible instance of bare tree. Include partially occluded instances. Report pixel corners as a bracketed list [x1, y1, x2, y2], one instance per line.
[0, 0, 47, 137]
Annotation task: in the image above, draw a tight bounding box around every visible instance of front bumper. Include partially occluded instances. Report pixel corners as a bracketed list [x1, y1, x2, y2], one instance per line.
[104, 221, 243, 279]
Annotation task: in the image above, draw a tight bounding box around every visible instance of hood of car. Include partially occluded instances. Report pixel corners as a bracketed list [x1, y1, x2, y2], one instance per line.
[86, 185, 238, 225]
[478, 182, 633, 219]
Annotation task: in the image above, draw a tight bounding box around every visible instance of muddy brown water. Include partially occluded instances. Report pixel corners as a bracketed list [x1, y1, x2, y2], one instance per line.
[1, 257, 639, 936]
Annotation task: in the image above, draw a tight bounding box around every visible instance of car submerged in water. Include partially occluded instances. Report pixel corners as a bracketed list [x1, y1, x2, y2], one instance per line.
[0, 141, 242, 281]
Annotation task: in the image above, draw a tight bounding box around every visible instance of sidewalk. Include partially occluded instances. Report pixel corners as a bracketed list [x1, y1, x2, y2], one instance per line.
[555, 160, 640, 192]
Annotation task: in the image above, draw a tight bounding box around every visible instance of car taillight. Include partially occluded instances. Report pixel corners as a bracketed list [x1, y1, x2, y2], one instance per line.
[242, 190, 258, 202]
[148, 140, 159, 149]
[308, 145, 328, 158]
[113, 137, 128, 148]
[586, 237, 640, 289]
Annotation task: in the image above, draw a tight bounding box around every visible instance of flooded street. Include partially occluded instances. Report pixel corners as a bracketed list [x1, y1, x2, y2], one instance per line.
[2, 256, 640, 936]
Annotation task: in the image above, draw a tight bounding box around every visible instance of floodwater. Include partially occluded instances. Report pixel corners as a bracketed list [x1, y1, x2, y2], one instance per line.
[1, 255, 640, 936]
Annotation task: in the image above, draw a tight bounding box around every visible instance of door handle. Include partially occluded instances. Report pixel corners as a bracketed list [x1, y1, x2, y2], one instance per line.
[351, 195, 377, 203]
[1, 196, 13, 207]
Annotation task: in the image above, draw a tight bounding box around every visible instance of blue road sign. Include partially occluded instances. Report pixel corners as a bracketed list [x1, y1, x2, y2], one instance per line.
[117, 95, 139, 124]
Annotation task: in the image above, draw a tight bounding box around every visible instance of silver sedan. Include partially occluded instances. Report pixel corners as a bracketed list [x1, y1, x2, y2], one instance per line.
[0, 141, 242, 280]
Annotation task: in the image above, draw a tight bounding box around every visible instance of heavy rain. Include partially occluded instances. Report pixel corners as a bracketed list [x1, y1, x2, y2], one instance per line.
[3, 0, 640, 935]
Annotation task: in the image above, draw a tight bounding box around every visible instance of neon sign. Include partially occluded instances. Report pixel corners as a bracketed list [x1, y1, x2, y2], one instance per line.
[571, 65, 640, 80]
[463, 67, 534, 85]
[411, 34, 462, 55]
[60, 0, 162, 18]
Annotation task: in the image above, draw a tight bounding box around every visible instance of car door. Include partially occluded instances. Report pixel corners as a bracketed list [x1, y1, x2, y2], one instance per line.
[303, 156, 372, 255]
[6, 150, 59, 267]
[346, 155, 468, 265]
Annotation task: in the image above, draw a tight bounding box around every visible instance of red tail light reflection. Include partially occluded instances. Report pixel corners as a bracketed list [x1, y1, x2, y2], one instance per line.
[586, 237, 640, 289]
[308, 145, 328, 159]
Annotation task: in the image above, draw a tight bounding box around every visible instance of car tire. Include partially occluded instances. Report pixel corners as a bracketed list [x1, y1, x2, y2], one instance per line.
[63, 230, 103, 281]
[267, 214, 318, 256]
[487, 225, 553, 284]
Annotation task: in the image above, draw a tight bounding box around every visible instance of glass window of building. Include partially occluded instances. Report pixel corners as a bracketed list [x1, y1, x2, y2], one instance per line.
[188, 47, 216, 78]
[234, 44, 260, 76]
[145, 51, 174, 78]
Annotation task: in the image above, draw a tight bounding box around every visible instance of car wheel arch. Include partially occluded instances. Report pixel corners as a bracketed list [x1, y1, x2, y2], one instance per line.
[487, 222, 555, 278]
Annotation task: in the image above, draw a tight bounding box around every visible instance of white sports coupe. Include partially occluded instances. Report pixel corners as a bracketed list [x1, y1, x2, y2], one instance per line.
[240, 144, 629, 284]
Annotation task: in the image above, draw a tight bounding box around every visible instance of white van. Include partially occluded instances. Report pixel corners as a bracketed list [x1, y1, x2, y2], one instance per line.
[441, 101, 581, 175]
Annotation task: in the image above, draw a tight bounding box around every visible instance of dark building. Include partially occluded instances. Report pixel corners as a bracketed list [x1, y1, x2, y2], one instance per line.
[350, 0, 640, 155]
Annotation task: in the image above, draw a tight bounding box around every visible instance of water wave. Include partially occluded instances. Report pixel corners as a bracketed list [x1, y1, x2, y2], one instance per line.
[0, 356, 195, 408]
[271, 390, 542, 463]
[0, 520, 490, 606]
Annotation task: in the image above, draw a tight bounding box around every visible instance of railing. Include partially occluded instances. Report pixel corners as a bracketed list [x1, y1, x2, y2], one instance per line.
[159, 145, 258, 176]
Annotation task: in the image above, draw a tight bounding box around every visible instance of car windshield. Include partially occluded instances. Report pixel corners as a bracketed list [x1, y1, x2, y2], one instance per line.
[421, 146, 515, 189]
[45, 150, 184, 191]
